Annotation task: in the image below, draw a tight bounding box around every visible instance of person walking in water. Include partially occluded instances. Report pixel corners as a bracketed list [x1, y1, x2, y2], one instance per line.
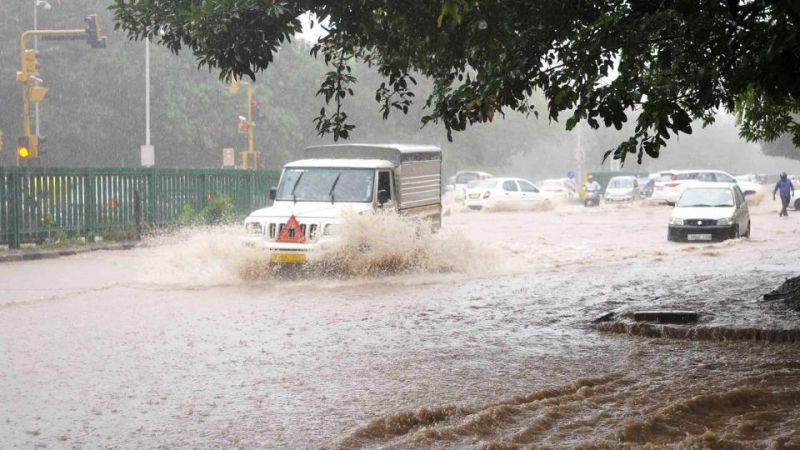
[773, 172, 795, 217]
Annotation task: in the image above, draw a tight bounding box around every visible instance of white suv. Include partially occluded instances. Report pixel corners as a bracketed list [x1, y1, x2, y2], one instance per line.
[652, 170, 761, 205]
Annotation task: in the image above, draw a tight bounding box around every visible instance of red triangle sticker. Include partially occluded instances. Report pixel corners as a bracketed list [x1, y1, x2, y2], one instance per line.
[277, 215, 306, 243]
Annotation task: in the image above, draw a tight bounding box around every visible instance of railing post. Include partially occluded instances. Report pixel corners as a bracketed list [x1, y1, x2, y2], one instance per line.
[248, 170, 256, 213]
[148, 167, 157, 225]
[133, 189, 142, 240]
[9, 169, 21, 249]
[83, 169, 96, 242]
[200, 173, 208, 209]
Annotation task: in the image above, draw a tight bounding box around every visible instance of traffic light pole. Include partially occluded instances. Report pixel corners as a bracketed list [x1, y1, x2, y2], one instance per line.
[245, 82, 257, 170]
[14, 16, 105, 165]
[17, 29, 83, 166]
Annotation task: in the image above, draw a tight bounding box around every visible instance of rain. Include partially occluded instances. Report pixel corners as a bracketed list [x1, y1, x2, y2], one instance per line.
[2, 2, 800, 449]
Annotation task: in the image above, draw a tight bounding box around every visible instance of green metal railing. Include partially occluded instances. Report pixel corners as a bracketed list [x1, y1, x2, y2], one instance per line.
[0, 167, 281, 248]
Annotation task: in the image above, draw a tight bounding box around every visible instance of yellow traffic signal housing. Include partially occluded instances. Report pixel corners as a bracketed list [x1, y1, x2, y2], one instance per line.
[16, 49, 38, 83]
[29, 86, 48, 103]
[17, 136, 30, 159]
[22, 49, 37, 74]
[228, 76, 241, 95]
[17, 136, 39, 160]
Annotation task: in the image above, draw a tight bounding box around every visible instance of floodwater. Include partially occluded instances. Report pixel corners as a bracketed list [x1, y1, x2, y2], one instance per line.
[1, 197, 800, 449]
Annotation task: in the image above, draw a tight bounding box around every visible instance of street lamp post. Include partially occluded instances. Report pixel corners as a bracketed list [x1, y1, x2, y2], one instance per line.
[140, 37, 154, 166]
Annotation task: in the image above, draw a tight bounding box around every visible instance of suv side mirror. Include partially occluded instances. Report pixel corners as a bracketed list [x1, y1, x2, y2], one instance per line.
[269, 187, 277, 201]
[377, 189, 390, 206]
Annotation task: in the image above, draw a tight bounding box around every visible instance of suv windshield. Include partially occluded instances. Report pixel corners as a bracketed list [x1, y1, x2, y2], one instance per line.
[277, 168, 375, 203]
[677, 188, 734, 207]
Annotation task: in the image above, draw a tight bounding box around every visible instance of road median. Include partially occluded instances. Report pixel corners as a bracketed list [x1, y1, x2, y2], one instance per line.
[0, 241, 140, 263]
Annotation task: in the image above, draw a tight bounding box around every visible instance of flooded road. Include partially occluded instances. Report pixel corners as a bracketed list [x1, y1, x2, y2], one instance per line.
[2, 198, 800, 448]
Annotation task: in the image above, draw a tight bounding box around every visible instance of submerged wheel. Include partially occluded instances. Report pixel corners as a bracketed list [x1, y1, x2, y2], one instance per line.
[744, 221, 751, 238]
[732, 224, 740, 240]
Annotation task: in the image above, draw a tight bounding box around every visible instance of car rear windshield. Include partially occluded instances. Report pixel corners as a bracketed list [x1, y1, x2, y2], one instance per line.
[456, 173, 480, 184]
[677, 188, 734, 207]
[608, 178, 633, 188]
[474, 180, 498, 189]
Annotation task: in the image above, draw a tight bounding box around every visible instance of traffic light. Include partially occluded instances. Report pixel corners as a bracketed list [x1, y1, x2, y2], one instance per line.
[237, 116, 250, 133]
[17, 136, 30, 160]
[16, 49, 38, 83]
[84, 15, 107, 48]
[228, 76, 241, 95]
[16, 136, 39, 161]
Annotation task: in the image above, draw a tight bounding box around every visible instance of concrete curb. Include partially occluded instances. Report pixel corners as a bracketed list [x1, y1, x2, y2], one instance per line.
[0, 241, 141, 264]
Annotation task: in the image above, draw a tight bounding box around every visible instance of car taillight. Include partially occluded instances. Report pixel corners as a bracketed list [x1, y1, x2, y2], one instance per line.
[483, 191, 491, 199]
[665, 182, 680, 188]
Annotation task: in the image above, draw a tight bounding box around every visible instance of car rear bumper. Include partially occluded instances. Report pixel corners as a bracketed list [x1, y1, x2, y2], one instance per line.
[668, 224, 736, 242]
[652, 190, 680, 203]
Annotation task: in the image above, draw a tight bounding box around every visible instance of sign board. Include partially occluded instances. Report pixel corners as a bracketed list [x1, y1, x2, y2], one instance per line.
[140, 145, 154, 167]
[223, 148, 235, 167]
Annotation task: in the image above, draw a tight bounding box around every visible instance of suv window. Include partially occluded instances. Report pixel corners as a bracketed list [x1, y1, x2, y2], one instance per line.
[377, 170, 392, 200]
[502, 180, 519, 192]
[715, 173, 735, 183]
[518, 180, 538, 192]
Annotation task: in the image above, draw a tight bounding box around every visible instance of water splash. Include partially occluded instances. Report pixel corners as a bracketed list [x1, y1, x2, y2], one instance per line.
[137, 212, 496, 284]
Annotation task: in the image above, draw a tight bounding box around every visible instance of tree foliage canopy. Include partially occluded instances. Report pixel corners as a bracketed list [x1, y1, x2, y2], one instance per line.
[111, 1, 799, 163]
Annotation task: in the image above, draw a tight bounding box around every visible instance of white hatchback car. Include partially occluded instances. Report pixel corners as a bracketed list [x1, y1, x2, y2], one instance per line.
[604, 176, 640, 202]
[452, 171, 493, 201]
[653, 170, 761, 205]
[464, 177, 549, 210]
[668, 183, 750, 242]
[540, 178, 577, 200]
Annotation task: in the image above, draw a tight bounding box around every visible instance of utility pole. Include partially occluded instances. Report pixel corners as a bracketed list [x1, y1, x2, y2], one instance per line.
[246, 82, 255, 169]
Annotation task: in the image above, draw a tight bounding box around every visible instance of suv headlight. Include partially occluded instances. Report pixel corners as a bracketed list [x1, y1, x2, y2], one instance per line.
[670, 217, 684, 226]
[245, 222, 263, 234]
[716, 218, 731, 226]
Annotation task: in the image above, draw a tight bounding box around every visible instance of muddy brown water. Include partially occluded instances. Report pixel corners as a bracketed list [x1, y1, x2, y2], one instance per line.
[1, 199, 799, 448]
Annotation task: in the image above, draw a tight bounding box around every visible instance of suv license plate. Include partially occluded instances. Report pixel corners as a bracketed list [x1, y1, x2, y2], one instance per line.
[271, 253, 306, 264]
[687, 234, 712, 241]
[468, 193, 480, 199]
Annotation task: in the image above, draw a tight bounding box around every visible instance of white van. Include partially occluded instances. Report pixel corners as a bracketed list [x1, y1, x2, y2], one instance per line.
[244, 144, 442, 264]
